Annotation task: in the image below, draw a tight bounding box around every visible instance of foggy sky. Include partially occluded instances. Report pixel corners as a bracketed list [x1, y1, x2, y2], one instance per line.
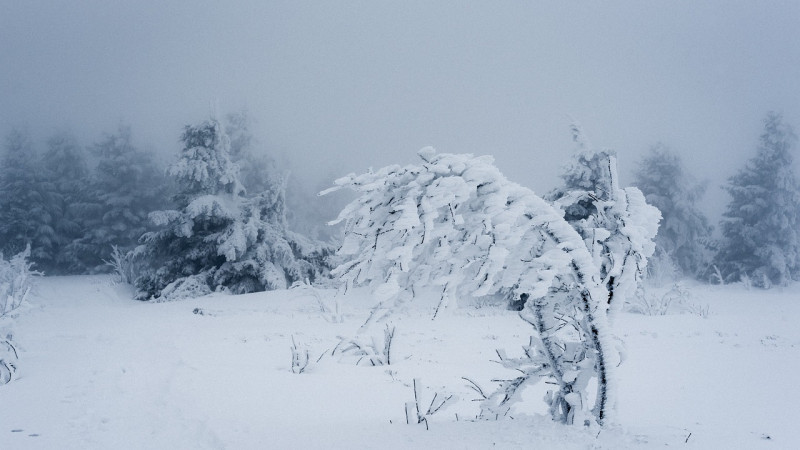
[2, 1, 799, 221]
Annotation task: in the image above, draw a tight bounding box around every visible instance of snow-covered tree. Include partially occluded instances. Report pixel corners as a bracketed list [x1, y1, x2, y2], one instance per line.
[633, 144, 712, 279]
[67, 125, 170, 273]
[40, 131, 92, 274]
[134, 116, 331, 300]
[547, 125, 660, 317]
[225, 110, 278, 197]
[324, 147, 659, 425]
[0, 130, 56, 266]
[714, 112, 800, 287]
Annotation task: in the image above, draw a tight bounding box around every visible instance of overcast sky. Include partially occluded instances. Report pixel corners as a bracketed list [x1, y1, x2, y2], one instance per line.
[2, 1, 799, 220]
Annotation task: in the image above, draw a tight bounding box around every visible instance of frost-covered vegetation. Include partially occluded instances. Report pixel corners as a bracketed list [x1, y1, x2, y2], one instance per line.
[132, 116, 333, 300]
[1, 110, 800, 446]
[0, 245, 37, 385]
[2, 275, 796, 449]
[713, 113, 800, 287]
[324, 139, 659, 425]
[633, 144, 713, 279]
[3, 112, 798, 290]
[0, 246, 36, 317]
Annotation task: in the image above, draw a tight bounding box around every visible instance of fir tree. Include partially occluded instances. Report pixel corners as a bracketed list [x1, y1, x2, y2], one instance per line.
[40, 131, 91, 273]
[0, 130, 56, 267]
[68, 125, 170, 273]
[714, 112, 800, 287]
[633, 144, 712, 279]
[225, 110, 277, 196]
[134, 116, 331, 300]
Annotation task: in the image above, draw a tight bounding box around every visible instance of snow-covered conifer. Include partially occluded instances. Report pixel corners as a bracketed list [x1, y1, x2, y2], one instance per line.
[0, 130, 56, 267]
[134, 116, 331, 300]
[633, 144, 712, 279]
[225, 110, 278, 197]
[714, 112, 800, 287]
[38, 131, 91, 274]
[67, 125, 171, 273]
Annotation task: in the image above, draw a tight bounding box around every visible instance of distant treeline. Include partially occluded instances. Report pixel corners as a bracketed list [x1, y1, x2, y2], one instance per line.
[1, 111, 799, 290]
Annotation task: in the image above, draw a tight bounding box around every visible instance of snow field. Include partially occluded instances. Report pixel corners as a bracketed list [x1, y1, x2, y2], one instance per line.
[1, 277, 798, 449]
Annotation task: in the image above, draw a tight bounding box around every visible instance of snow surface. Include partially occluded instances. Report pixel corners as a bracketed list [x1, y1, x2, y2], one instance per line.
[1, 276, 798, 449]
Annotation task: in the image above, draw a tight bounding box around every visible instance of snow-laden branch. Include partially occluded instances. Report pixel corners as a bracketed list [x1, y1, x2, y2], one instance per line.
[324, 146, 659, 425]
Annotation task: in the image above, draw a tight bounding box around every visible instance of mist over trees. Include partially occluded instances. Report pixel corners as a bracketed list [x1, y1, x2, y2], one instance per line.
[632, 144, 713, 280]
[0, 127, 171, 275]
[0, 130, 56, 263]
[713, 112, 800, 287]
[1, 111, 800, 292]
[3, 107, 800, 437]
[67, 125, 170, 274]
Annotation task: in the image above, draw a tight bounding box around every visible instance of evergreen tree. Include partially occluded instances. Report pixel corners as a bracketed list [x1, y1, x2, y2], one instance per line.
[134, 116, 331, 300]
[225, 110, 346, 243]
[0, 130, 56, 266]
[633, 144, 712, 279]
[714, 112, 800, 287]
[39, 131, 91, 273]
[68, 125, 170, 273]
[225, 110, 277, 196]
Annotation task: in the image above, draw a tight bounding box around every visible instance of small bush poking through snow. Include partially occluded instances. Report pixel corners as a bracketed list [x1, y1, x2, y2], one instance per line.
[629, 283, 710, 318]
[405, 378, 457, 430]
[290, 335, 311, 374]
[290, 280, 342, 323]
[333, 324, 396, 366]
[0, 338, 18, 385]
[104, 245, 146, 285]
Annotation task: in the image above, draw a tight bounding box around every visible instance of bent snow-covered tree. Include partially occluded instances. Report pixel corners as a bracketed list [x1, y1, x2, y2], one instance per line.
[547, 125, 660, 318]
[134, 116, 331, 300]
[324, 147, 658, 425]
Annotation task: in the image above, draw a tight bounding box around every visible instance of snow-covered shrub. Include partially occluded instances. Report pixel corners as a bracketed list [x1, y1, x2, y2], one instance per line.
[133, 116, 333, 300]
[547, 124, 660, 320]
[629, 283, 687, 316]
[290, 280, 342, 323]
[325, 147, 659, 425]
[333, 324, 395, 366]
[104, 245, 149, 285]
[714, 112, 800, 287]
[1, 245, 37, 316]
[0, 245, 38, 385]
[629, 283, 709, 318]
